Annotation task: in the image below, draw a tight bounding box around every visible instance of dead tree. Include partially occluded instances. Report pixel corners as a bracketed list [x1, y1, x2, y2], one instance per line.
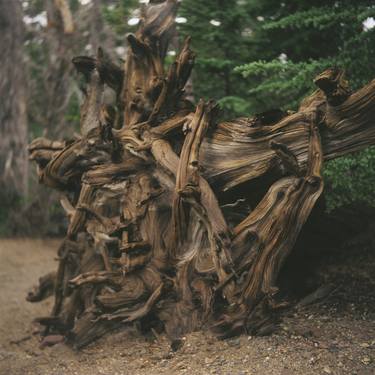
[28, 0, 375, 349]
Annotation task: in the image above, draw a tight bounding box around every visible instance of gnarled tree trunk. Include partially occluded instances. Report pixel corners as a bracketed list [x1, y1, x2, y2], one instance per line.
[28, 0, 375, 349]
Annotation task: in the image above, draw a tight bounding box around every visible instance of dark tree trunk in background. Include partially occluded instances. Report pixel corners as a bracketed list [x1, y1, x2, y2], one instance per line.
[43, 0, 115, 138]
[89, 0, 105, 53]
[43, 0, 76, 138]
[0, 0, 28, 198]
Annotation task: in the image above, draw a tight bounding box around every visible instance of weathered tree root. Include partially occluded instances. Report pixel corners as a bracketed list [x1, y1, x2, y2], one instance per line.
[27, 0, 375, 349]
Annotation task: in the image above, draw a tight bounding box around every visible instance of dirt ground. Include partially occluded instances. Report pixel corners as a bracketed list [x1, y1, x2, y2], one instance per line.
[0, 238, 374, 375]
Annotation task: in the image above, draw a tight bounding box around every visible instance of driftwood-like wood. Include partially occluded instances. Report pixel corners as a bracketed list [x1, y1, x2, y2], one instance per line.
[28, 0, 375, 349]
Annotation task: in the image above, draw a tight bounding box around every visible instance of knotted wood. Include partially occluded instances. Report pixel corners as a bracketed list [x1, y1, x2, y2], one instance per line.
[27, 0, 375, 349]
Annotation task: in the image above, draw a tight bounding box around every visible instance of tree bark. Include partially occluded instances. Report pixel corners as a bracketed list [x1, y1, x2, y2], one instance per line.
[27, 0, 375, 349]
[0, 0, 28, 198]
[43, 0, 76, 138]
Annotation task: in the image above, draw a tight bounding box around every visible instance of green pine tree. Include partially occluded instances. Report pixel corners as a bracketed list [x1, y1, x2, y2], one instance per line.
[178, 0, 257, 118]
[235, 0, 375, 210]
[236, 0, 375, 110]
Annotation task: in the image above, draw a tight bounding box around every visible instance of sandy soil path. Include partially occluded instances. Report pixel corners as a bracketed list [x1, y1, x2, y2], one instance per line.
[0, 238, 374, 375]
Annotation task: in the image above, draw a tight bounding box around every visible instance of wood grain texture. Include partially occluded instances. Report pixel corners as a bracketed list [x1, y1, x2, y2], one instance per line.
[27, 0, 375, 349]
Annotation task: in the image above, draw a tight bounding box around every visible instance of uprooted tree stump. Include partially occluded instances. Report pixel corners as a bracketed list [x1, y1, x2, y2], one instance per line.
[27, 0, 375, 349]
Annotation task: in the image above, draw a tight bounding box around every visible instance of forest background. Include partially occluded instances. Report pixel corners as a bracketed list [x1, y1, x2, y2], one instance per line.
[1, 0, 375, 236]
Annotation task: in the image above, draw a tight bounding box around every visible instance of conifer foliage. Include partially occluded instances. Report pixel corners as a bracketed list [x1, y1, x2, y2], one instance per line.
[234, 0, 375, 210]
